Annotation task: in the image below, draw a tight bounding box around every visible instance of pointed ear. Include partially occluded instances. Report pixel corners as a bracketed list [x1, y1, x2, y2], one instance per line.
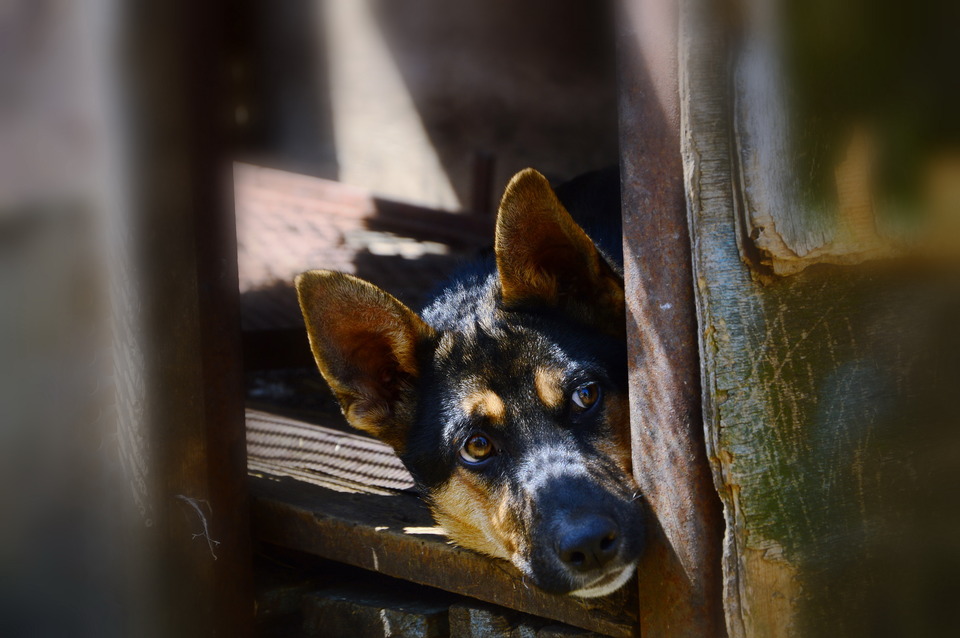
[494, 169, 624, 335]
[295, 270, 435, 452]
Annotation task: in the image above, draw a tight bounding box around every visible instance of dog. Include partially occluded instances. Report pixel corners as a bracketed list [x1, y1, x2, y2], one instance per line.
[296, 168, 644, 597]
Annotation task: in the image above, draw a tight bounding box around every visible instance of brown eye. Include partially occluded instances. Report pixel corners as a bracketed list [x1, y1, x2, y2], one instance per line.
[459, 433, 495, 465]
[571, 382, 601, 411]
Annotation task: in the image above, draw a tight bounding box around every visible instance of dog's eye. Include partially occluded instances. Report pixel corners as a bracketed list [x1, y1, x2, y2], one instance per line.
[571, 382, 601, 411]
[459, 433, 495, 465]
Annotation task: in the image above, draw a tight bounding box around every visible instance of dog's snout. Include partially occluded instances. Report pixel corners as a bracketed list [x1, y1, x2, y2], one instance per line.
[557, 516, 620, 572]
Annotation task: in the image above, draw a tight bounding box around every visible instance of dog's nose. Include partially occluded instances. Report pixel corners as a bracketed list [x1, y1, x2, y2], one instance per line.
[557, 516, 620, 572]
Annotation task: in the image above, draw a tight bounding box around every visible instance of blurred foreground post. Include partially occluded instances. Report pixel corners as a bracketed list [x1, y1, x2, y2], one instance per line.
[111, 1, 254, 636]
[681, 0, 960, 635]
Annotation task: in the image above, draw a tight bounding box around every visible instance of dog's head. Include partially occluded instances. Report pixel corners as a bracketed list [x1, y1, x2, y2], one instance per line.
[297, 169, 644, 597]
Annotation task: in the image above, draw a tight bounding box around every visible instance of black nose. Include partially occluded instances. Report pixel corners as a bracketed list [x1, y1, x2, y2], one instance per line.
[557, 516, 620, 572]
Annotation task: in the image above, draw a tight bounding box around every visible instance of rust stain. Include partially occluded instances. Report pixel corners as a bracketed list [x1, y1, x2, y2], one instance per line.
[718, 448, 735, 466]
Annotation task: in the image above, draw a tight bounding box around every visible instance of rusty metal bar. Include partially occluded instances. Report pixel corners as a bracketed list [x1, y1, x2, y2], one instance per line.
[617, 0, 726, 635]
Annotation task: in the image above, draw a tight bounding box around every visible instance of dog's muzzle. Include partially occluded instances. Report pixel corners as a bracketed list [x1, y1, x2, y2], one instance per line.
[519, 476, 645, 596]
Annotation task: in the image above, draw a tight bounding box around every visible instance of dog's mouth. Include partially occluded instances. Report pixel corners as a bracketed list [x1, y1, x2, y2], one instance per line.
[510, 479, 645, 597]
[567, 561, 637, 598]
[514, 555, 638, 598]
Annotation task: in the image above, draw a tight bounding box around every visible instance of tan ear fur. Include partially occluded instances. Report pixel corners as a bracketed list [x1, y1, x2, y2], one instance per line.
[494, 169, 624, 334]
[295, 270, 434, 452]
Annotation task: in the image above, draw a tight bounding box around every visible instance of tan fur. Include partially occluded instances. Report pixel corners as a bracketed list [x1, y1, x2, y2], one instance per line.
[296, 171, 640, 589]
[534, 366, 565, 410]
[597, 390, 634, 476]
[494, 169, 626, 337]
[435, 331, 456, 361]
[295, 270, 434, 452]
[430, 469, 514, 561]
[461, 389, 506, 424]
[491, 492, 524, 564]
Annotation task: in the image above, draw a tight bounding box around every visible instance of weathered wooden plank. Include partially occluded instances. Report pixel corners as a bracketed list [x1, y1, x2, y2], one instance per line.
[681, 0, 960, 635]
[302, 587, 451, 638]
[249, 476, 639, 638]
[731, 1, 960, 277]
[617, 0, 725, 635]
[112, 1, 254, 635]
[246, 409, 415, 492]
[234, 163, 493, 250]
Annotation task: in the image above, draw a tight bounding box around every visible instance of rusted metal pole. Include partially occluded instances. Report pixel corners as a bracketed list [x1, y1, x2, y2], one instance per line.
[617, 0, 726, 635]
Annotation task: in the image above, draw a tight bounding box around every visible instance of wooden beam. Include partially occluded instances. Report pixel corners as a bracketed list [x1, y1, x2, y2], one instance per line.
[249, 476, 639, 638]
[680, 0, 960, 635]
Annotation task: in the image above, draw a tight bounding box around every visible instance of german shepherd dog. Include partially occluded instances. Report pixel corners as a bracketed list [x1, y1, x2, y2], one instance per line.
[296, 168, 644, 597]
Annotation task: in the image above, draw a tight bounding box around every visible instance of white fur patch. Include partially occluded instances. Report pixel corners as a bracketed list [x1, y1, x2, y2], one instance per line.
[569, 562, 637, 598]
[516, 443, 590, 495]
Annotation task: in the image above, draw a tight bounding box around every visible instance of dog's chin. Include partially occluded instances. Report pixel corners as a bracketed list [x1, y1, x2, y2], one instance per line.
[567, 562, 638, 598]
[519, 560, 638, 598]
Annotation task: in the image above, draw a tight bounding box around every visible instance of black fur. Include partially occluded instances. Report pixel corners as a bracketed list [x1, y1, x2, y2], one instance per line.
[395, 168, 644, 595]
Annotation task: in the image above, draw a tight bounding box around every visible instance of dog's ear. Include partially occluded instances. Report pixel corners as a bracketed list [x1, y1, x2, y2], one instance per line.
[296, 270, 434, 452]
[495, 169, 624, 335]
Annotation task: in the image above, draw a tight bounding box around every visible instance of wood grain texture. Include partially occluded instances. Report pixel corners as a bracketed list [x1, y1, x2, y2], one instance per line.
[246, 409, 416, 491]
[733, 25, 897, 278]
[250, 476, 639, 637]
[681, 0, 960, 635]
[729, 0, 960, 279]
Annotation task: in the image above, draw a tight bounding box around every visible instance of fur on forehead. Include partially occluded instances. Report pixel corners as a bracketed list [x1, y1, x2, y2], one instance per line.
[419, 320, 626, 451]
[432, 309, 625, 377]
[428, 323, 575, 413]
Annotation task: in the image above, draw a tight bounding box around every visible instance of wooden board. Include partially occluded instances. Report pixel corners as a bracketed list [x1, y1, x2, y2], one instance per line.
[233, 163, 490, 366]
[680, 0, 960, 635]
[246, 409, 416, 492]
[249, 475, 640, 637]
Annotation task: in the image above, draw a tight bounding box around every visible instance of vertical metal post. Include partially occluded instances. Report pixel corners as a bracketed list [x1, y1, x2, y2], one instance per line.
[617, 0, 725, 635]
